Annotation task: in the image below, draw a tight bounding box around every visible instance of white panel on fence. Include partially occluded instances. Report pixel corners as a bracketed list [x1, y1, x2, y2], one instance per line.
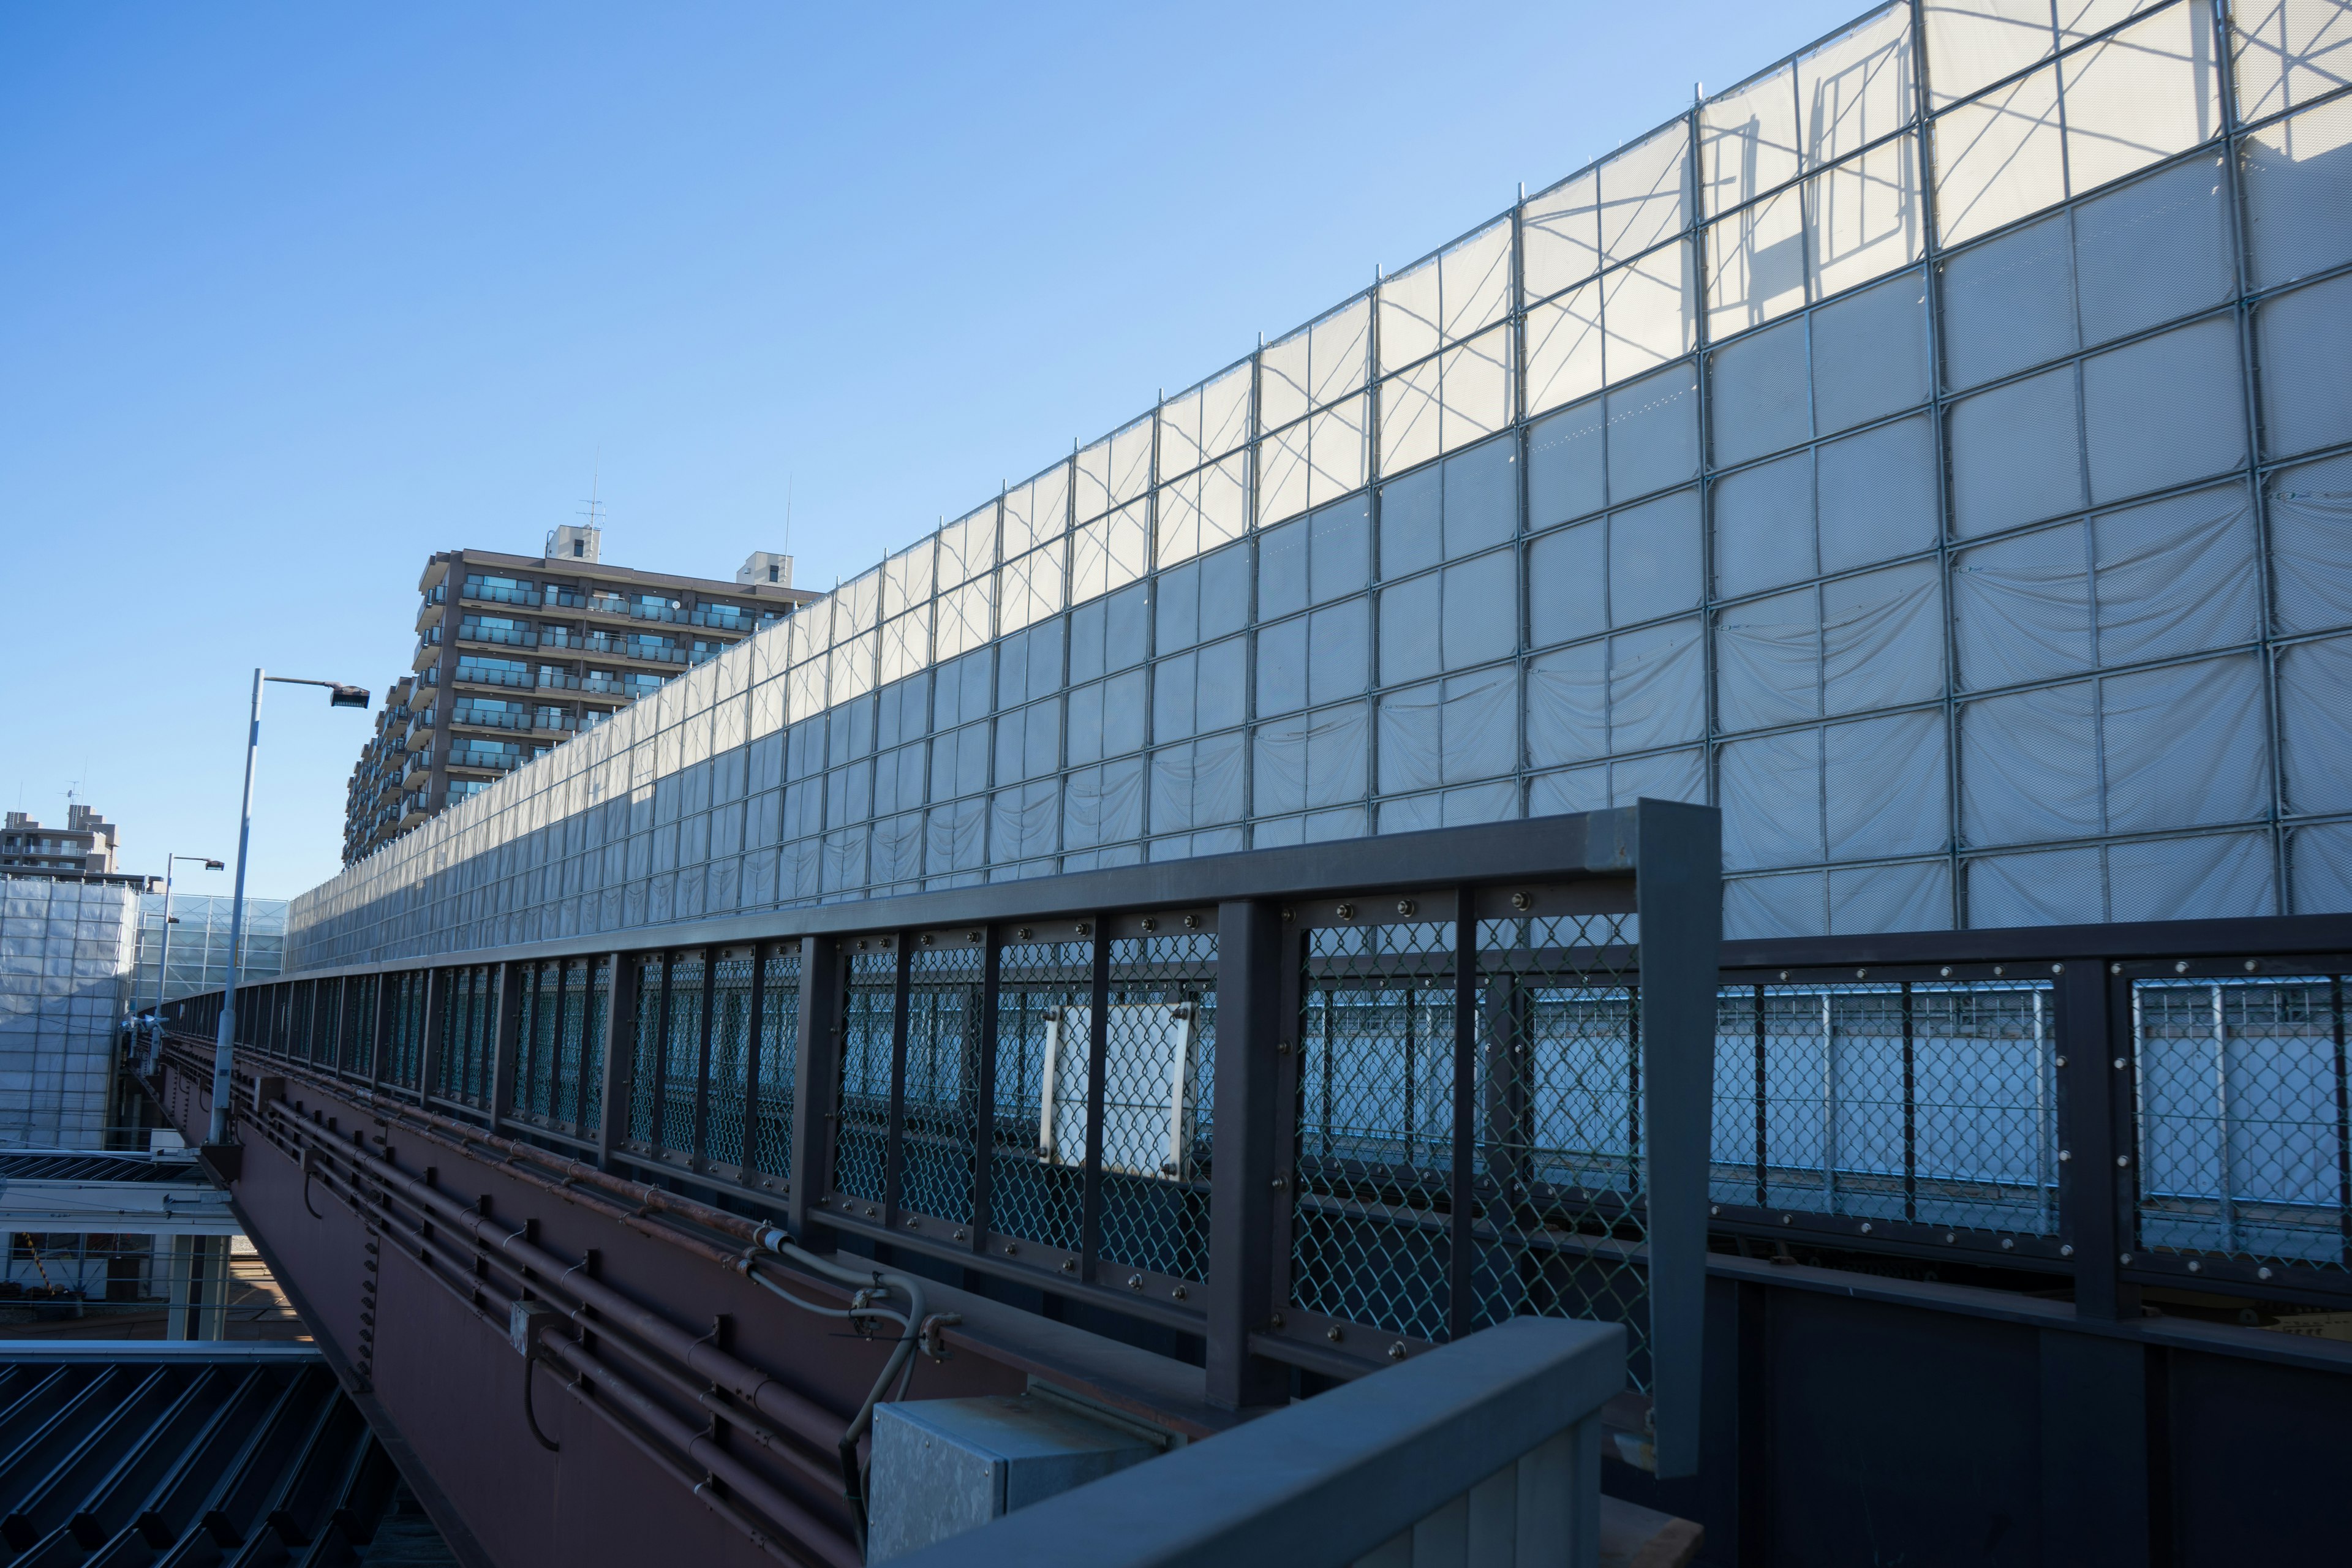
[1608, 488, 1705, 627]
[2256, 271, 2352, 459]
[1720, 727, 1826, 870]
[1817, 415, 1940, 573]
[2081, 315, 2247, 506]
[1725, 870, 1830, 938]
[1934, 66, 2067, 245]
[2232, 0, 2352, 123]
[1954, 521, 2093, 690]
[2098, 655, 2269, 834]
[1828, 709, 1948, 859]
[1716, 587, 1820, 733]
[2057, 2, 2222, 195]
[2269, 453, 2352, 633]
[1924, 0, 2057, 109]
[1714, 450, 1815, 600]
[1966, 845, 2106, 927]
[2277, 634, 2352, 814]
[2242, 91, 2352, 288]
[1961, 682, 2103, 844]
[2091, 484, 2261, 665]
[1708, 317, 1811, 469]
[2074, 154, 2236, 346]
[2290, 821, 2352, 914]
[2105, 831, 2276, 922]
[1605, 360, 1701, 500]
[1809, 270, 1931, 436]
[1038, 1004, 1197, 1178]
[1940, 211, 2076, 391]
[1948, 366, 2086, 537]
[1829, 858, 1953, 933]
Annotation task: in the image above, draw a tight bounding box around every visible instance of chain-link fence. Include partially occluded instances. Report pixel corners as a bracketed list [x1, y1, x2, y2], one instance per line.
[1469, 913, 1648, 1384]
[1291, 910, 1460, 1343]
[1098, 927, 1217, 1283]
[1712, 979, 2059, 1238]
[750, 946, 799, 1182]
[2135, 974, 2350, 1279]
[900, 933, 986, 1224]
[989, 934, 1095, 1259]
[831, 943, 897, 1207]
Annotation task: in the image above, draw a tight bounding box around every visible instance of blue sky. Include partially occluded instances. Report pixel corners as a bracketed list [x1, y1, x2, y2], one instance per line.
[1, 1, 1863, 899]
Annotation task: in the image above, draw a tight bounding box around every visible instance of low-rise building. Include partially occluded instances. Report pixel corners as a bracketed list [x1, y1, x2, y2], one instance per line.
[0, 807, 151, 889]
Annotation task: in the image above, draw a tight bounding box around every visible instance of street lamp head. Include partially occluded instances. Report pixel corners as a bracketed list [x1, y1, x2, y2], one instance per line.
[329, 685, 371, 710]
[202, 858, 225, 870]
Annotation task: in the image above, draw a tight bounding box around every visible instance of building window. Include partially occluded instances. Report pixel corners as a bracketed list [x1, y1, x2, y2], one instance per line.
[769, 564, 780, 582]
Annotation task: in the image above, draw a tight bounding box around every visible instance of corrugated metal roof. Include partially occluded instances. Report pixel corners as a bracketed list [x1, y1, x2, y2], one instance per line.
[0, 1347, 448, 1562]
[0, 1152, 200, 1186]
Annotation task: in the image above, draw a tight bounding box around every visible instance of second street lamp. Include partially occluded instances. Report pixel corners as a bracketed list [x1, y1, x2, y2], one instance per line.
[152, 852, 226, 1022]
[207, 669, 370, 1148]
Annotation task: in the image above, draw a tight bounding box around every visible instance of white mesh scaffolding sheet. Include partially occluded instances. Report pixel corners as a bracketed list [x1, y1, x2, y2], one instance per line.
[291, 0, 2352, 970]
[0, 876, 136, 1148]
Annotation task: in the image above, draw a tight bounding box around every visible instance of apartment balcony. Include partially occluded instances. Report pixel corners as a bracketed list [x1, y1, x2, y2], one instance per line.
[445, 748, 526, 776]
[461, 581, 540, 608]
[450, 665, 533, 692]
[456, 623, 537, 650]
[449, 706, 530, 733]
[412, 628, 442, 671]
[628, 602, 687, 625]
[401, 751, 432, 787]
[687, 607, 756, 632]
[533, 712, 578, 734]
[581, 673, 625, 696]
[537, 669, 581, 692]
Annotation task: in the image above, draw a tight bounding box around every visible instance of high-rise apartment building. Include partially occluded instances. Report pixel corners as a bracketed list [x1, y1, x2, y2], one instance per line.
[343, 527, 819, 864]
[0, 805, 151, 890]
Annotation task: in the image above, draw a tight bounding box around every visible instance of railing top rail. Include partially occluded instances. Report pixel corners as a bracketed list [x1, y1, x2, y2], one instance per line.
[888, 1315, 1625, 1568]
[237, 806, 1670, 985]
[1721, 912, 2352, 971]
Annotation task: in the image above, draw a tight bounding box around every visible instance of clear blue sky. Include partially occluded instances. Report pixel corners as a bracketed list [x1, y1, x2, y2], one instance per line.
[1, 1, 1863, 900]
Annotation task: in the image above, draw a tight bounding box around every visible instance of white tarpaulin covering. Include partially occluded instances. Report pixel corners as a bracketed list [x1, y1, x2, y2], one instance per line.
[292, 0, 2352, 966]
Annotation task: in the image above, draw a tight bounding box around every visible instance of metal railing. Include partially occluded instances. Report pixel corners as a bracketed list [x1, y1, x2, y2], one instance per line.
[160, 807, 1722, 1475]
[449, 706, 530, 733]
[451, 665, 532, 690]
[888, 1315, 1623, 1568]
[461, 580, 540, 607]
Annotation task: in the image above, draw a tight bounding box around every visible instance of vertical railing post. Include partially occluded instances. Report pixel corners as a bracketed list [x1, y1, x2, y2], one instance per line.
[739, 944, 770, 1177]
[1079, 921, 1111, 1283]
[971, 928, 1001, 1258]
[1206, 899, 1288, 1411]
[416, 968, 446, 1107]
[692, 948, 718, 1169]
[790, 935, 844, 1242]
[489, 960, 523, 1131]
[2057, 962, 2136, 1321]
[884, 935, 914, 1226]
[1901, 981, 1918, 1225]
[595, 953, 637, 1172]
[1632, 800, 1721, 1481]
[369, 972, 392, 1088]
[1448, 893, 1479, 1342]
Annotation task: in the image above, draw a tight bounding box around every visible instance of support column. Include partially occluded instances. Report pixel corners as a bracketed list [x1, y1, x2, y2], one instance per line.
[1205, 899, 1287, 1411]
[595, 953, 638, 1170]
[788, 935, 844, 1242]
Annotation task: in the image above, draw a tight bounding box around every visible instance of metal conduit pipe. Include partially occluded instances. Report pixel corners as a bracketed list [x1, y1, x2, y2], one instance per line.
[366, 1203, 856, 1568]
[288, 1126, 861, 1566]
[309, 1159, 849, 1502]
[265, 1104, 851, 1455]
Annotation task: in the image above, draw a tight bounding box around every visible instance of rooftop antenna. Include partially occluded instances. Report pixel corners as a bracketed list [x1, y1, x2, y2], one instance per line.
[579, 453, 605, 533]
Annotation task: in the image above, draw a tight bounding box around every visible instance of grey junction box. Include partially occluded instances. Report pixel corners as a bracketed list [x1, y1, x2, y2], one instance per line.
[867, 1393, 1164, 1562]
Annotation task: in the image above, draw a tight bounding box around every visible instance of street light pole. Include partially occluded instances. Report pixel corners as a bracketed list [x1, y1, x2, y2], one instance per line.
[153, 852, 225, 1021]
[208, 668, 369, 1147]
